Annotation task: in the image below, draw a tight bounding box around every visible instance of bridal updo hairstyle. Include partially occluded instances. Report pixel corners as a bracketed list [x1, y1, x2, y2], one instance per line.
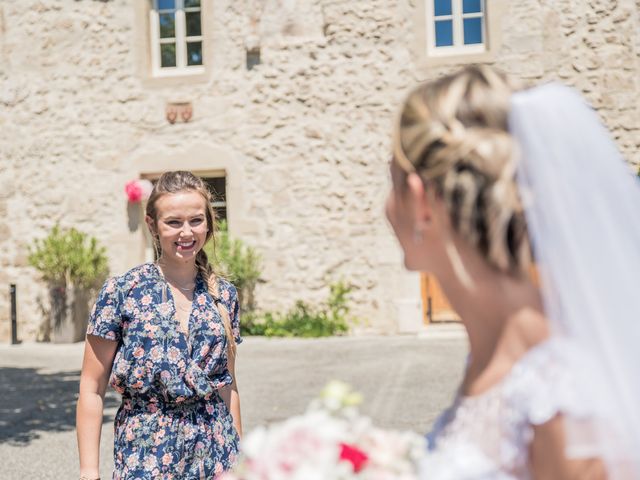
[146, 171, 236, 352]
[394, 65, 532, 275]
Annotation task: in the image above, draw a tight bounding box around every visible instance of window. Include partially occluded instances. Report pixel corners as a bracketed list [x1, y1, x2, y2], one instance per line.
[203, 176, 227, 222]
[143, 173, 227, 220]
[427, 0, 486, 56]
[150, 0, 204, 75]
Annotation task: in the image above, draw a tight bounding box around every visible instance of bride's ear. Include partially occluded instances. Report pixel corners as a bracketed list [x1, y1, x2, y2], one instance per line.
[406, 172, 433, 227]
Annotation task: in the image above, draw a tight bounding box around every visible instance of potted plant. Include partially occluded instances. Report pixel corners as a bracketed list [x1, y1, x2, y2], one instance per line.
[28, 225, 109, 342]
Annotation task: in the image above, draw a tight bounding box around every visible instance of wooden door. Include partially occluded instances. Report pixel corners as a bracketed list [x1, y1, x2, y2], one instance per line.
[420, 264, 540, 324]
[420, 273, 460, 324]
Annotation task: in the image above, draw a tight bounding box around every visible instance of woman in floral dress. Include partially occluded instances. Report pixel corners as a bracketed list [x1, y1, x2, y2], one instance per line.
[77, 171, 242, 480]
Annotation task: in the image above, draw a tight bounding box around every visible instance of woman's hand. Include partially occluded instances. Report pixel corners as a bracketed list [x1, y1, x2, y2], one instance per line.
[76, 335, 118, 478]
[220, 345, 243, 438]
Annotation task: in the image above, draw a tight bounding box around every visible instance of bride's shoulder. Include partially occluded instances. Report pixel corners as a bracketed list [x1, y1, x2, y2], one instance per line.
[504, 337, 591, 425]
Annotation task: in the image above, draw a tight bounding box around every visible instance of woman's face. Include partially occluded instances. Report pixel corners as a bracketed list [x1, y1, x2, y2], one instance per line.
[386, 161, 422, 271]
[147, 191, 209, 263]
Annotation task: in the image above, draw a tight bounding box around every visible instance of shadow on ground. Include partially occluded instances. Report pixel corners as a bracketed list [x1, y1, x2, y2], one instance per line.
[0, 367, 120, 444]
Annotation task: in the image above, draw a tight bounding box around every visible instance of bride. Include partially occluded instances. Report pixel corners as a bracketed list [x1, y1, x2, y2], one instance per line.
[386, 65, 640, 479]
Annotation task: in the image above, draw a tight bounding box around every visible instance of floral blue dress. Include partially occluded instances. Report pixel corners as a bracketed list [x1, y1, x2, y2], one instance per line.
[87, 262, 242, 480]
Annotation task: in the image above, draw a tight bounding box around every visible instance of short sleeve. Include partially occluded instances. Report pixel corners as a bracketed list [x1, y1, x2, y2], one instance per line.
[226, 283, 242, 345]
[86, 277, 124, 341]
[508, 339, 595, 426]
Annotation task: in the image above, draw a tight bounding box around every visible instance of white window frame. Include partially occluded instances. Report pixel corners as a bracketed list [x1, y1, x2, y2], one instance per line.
[150, 0, 204, 77]
[426, 0, 487, 57]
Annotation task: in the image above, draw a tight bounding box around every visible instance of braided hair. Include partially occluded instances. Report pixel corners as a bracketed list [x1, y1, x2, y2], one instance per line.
[146, 171, 237, 353]
[394, 65, 531, 274]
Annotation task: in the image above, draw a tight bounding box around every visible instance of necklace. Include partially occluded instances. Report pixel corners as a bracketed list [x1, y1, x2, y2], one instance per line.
[156, 262, 197, 291]
[168, 281, 196, 292]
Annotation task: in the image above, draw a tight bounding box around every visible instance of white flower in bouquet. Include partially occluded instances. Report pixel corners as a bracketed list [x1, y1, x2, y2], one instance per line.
[222, 381, 426, 480]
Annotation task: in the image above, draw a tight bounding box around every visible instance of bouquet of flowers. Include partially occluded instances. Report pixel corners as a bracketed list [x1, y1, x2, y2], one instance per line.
[222, 381, 426, 480]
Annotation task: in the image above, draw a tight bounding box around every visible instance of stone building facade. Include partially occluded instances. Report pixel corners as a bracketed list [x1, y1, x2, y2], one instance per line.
[0, 0, 639, 341]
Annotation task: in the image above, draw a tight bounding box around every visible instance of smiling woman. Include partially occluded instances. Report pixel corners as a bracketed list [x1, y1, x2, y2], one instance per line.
[76, 171, 243, 479]
[146, 190, 208, 261]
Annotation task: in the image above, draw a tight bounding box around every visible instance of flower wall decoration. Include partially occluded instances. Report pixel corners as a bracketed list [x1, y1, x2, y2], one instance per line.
[125, 179, 154, 203]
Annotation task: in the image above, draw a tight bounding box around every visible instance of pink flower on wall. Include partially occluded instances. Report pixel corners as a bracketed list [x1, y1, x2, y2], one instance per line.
[125, 179, 154, 203]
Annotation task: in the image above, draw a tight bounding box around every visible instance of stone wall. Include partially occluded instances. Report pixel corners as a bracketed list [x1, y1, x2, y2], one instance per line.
[0, 0, 638, 341]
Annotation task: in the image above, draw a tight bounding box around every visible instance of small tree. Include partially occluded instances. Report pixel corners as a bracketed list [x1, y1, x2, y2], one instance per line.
[28, 225, 109, 342]
[205, 220, 262, 313]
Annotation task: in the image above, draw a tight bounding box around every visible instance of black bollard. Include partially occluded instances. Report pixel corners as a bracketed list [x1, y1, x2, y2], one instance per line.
[10, 283, 18, 345]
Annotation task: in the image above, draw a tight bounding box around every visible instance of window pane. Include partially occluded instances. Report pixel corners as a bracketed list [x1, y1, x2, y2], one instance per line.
[463, 0, 482, 13]
[435, 20, 453, 47]
[159, 13, 175, 38]
[187, 41, 203, 66]
[434, 0, 452, 16]
[207, 177, 226, 202]
[463, 17, 483, 44]
[160, 43, 176, 67]
[184, 0, 201, 7]
[185, 11, 201, 36]
[204, 177, 227, 222]
[157, 0, 175, 10]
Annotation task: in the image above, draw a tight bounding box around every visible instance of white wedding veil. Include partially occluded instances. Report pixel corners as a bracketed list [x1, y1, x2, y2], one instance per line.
[510, 84, 640, 477]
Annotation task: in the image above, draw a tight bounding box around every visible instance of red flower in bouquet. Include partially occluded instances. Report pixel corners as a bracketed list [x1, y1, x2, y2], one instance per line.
[339, 443, 368, 473]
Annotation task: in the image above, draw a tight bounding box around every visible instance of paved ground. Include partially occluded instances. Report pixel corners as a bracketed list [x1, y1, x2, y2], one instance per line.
[0, 325, 467, 479]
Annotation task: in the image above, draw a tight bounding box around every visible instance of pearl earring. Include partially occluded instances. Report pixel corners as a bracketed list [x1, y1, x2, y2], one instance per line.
[413, 226, 424, 245]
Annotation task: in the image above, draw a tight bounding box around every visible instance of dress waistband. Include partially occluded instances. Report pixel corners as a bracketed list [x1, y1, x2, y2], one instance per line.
[120, 392, 223, 415]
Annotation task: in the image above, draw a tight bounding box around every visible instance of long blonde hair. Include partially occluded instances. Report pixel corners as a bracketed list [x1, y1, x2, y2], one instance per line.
[394, 65, 531, 275]
[146, 171, 236, 353]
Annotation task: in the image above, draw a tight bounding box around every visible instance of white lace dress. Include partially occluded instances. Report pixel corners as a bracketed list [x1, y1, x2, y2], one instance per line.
[420, 338, 594, 479]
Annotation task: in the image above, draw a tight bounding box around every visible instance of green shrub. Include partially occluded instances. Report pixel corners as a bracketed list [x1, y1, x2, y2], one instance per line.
[205, 220, 262, 313]
[246, 281, 355, 338]
[28, 224, 109, 342]
[28, 225, 109, 288]
[239, 310, 268, 336]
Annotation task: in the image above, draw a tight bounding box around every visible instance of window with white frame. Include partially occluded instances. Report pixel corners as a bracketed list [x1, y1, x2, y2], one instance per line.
[150, 0, 204, 75]
[426, 0, 486, 56]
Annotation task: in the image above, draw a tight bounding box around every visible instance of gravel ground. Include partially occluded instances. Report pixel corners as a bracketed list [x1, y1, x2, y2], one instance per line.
[0, 325, 467, 479]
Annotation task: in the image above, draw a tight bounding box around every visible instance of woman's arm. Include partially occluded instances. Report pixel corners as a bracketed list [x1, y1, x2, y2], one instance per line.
[220, 347, 242, 438]
[76, 335, 118, 479]
[530, 414, 607, 480]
